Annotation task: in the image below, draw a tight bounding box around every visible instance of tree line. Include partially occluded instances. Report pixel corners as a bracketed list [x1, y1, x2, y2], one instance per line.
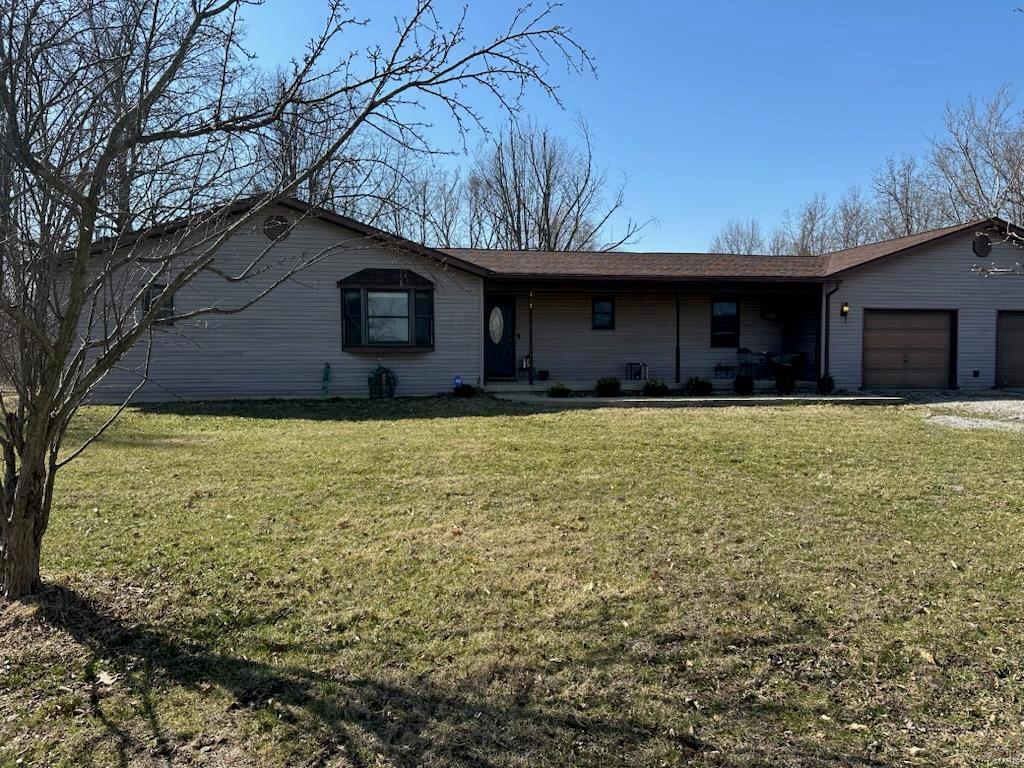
[709, 88, 1024, 255]
[256, 106, 644, 252]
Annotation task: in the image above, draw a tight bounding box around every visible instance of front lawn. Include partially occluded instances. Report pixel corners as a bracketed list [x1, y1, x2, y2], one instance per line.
[2, 398, 1023, 767]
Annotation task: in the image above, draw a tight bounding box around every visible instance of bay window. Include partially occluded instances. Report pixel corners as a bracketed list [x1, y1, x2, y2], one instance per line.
[339, 269, 434, 350]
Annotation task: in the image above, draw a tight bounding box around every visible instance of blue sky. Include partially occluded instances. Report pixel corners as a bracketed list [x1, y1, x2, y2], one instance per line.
[242, 1, 1022, 251]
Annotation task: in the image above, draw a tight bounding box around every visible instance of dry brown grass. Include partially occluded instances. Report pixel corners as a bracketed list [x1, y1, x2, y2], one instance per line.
[2, 397, 1023, 767]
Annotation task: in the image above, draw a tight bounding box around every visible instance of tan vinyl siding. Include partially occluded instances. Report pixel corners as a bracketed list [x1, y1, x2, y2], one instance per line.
[829, 232, 1024, 390]
[90, 212, 483, 402]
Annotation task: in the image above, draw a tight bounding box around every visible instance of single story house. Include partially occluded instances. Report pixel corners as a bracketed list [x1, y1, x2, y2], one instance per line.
[91, 198, 1024, 402]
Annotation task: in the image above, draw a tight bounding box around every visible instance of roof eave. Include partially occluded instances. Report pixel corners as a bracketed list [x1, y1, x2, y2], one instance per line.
[277, 198, 493, 277]
[823, 217, 1009, 277]
[482, 273, 826, 283]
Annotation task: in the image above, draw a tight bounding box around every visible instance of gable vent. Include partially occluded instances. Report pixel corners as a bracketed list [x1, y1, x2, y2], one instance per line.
[263, 215, 291, 241]
[973, 233, 993, 258]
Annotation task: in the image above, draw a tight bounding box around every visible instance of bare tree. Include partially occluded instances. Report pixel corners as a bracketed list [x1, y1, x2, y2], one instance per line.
[831, 186, 880, 249]
[464, 120, 642, 251]
[769, 194, 836, 256]
[708, 217, 765, 254]
[0, 0, 590, 600]
[931, 88, 1024, 224]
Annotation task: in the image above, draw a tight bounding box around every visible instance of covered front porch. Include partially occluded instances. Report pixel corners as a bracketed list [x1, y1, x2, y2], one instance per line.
[482, 281, 824, 390]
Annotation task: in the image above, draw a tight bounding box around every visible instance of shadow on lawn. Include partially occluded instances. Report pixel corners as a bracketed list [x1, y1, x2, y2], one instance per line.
[33, 584, 722, 768]
[132, 395, 561, 424]
[26, 584, 895, 768]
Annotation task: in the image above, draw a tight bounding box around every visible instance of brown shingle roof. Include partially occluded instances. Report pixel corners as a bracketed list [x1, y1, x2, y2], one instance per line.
[442, 218, 1004, 281]
[440, 248, 824, 281]
[818, 219, 999, 274]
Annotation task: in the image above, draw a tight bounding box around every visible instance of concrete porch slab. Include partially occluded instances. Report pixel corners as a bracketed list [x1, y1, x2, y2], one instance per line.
[491, 392, 905, 408]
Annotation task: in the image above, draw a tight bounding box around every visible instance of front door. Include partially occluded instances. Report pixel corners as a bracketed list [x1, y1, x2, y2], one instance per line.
[484, 295, 516, 380]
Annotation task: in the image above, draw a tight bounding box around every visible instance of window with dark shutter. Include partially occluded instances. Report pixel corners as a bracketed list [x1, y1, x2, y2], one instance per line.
[338, 269, 434, 351]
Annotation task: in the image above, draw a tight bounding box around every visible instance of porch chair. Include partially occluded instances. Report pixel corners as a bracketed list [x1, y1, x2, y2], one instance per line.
[736, 348, 757, 378]
[625, 362, 648, 381]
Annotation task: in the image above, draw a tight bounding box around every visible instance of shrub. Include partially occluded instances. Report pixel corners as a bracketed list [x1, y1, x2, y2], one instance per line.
[775, 368, 796, 395]
[642, 379, 670, 397]
[733, 374, 754, 395]
[594, 376, 621, 397]
[548, 382, 571, 398]
[684, 377, 713, 396]
[453, 383, 477, 398]
[816, 375, 835, 395]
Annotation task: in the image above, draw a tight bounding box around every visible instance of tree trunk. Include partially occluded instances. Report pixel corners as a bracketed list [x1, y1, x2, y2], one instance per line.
[2, 454, 49, 601]
[2, 514, 41, 599]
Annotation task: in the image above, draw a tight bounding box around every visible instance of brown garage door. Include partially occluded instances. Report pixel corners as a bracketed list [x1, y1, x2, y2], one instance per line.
[863, 310, 954, 389]
[996, 311, 1024, 387]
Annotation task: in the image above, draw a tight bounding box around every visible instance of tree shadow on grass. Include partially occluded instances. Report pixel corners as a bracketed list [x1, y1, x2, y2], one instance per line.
[131, 395, 563, 424]
[23, 583, 899, 768]
[31, 584, 717, 768]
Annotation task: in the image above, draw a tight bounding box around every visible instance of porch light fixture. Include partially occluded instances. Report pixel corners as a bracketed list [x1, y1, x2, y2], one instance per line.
[840, 302, 850, 322]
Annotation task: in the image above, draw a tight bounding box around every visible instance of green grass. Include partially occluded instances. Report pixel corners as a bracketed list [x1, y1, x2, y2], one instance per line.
[2, 397, 1024, 767]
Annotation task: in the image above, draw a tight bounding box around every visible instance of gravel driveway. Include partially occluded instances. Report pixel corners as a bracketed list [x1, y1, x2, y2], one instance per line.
[898, 390, 1024, 432]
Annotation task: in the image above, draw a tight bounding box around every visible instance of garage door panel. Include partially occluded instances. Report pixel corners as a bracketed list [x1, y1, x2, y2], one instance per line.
[997, 311, 1024, 387]
[866, 373, 904, 388]
[906, 350, 951, 366]
[863, 310, 953, 390]
[863, 350, 909, 368]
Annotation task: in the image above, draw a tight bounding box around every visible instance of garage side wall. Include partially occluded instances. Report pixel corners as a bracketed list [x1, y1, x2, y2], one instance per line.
[828, 232, 1024, 390]
[90, 212, 485, 402]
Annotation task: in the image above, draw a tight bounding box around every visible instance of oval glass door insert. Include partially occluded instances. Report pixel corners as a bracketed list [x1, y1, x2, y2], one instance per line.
[488, 306, 505, 344]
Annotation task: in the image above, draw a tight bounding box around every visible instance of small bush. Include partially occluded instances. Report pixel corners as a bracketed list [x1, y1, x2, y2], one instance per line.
[548, 382, 571, 398]
[642, 379, 670, 397]
[816, 375, 835, 395]
[684, 377, 713, 396]
[775, 368, 796, 395]
[594, 376, 622, 397]
[733, 374, 754, 395]
[453, 383, 477, 398]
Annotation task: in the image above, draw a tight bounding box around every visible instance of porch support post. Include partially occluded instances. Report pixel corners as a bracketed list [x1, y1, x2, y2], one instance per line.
[674, 292, 681, 384]
[528, 289, 535, 385]
[822, 281, 842, 379]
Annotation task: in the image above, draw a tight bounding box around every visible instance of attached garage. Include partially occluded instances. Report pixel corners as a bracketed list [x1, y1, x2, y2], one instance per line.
[862, 310, 955, 389]
[996, 311, 1024, 387]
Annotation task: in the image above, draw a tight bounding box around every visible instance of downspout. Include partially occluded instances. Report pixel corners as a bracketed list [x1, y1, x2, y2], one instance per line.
[674, 292, 681, 384]
[823, 281, 842, 378]
[528, 289, 534, 386]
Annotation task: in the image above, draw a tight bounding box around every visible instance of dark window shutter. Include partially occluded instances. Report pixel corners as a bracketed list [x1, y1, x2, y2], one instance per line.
[343, 288, 363, 347]
[414, 289, 434, 346]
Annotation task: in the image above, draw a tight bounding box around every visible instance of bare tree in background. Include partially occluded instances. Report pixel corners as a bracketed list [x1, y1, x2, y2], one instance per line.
[770, 194, 836, 256]
[931, 88, 1024, 224]
[708, 218, 765, 254]
[872, 156, 945, 238]
[0, 0, 590, 600]
[259, 104, 642, 252]
[832, 186, 880, 249]
[463, 121, 642, 250]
